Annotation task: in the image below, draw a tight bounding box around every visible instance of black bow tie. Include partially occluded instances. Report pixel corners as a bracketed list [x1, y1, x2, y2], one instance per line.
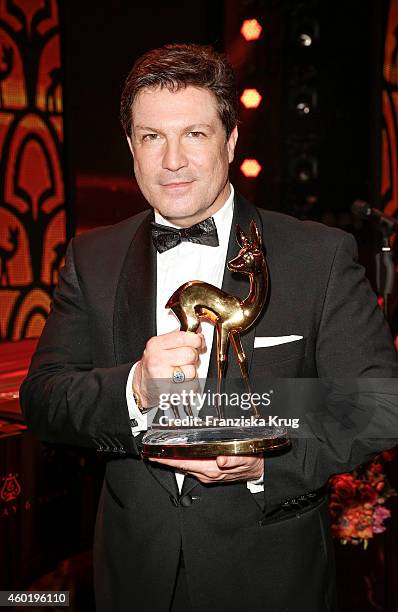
[151, 217, 219, 253]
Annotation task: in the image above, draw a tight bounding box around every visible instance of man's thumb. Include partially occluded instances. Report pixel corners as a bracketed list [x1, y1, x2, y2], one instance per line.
[216, 455, 229, 468]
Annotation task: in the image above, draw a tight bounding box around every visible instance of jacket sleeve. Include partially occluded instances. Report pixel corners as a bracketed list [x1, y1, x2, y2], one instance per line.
[263, 232, 398, 508]
[19, 238, 141, 457]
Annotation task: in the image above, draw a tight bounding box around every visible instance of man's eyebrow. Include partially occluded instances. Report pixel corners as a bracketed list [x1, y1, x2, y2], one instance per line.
[184, 123, 214, 131]
[133, 123, 214, 132]
[134, 125, 161, 132]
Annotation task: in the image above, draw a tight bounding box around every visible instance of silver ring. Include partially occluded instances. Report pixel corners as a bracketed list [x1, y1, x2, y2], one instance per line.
[172, 367, 185, 384]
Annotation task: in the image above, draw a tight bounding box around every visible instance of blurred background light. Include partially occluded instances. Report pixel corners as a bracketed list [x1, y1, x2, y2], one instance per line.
[240, 88, 262, 109]
[240, 19, 262, 41]
[240, 159, 262, 177]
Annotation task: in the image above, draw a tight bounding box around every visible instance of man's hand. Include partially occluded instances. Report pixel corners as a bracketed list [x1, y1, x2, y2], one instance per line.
[133, 329, 206, 408]
[148, 455, 264, 484]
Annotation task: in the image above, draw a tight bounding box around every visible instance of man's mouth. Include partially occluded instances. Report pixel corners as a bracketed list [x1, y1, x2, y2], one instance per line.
[161, 180, 194, 189]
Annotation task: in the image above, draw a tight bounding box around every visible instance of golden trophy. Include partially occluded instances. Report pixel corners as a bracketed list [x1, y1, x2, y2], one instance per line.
[142, 221, 290, 457]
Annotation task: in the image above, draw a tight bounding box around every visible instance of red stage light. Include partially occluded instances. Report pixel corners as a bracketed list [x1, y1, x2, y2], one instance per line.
[240, 89, 262, 109]
[240, 19, 262, 41]
[240, 159, 262, 178]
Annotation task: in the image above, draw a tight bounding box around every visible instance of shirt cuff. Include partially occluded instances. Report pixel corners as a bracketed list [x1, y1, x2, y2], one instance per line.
[126, 362, 149, 436]
[246, 472, 264, 494]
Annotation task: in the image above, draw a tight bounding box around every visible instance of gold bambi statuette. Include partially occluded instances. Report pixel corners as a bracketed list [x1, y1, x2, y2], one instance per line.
[142, 220, 290, 458]
[167, 220, 266, 414]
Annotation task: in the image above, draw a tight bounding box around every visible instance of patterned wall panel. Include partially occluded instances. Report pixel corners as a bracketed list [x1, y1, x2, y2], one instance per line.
[0, 0, 66, 340]
[382, 0, 398, 218]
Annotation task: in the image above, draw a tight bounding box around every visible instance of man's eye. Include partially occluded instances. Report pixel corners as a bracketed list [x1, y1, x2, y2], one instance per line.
[142, 134, 159, 141]
[188, 131, 205, 138]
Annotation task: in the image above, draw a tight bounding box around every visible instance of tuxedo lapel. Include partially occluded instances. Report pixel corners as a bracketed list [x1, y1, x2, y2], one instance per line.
[113, 210, 157, 365]
[113, 210, 179, 499]
[180, 473, 201, 497]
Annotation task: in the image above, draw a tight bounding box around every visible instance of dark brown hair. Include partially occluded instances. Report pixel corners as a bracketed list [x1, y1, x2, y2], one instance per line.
[120, 43, 238, 138]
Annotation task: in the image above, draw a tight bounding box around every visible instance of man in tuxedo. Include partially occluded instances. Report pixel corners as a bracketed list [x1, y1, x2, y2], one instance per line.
[21, 44, 398, 612]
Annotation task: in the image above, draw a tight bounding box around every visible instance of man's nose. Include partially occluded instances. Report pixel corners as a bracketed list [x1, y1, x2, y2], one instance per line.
[162, 139, 188, 171]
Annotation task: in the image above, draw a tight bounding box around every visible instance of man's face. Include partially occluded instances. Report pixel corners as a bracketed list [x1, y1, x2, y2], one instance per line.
[128, 86, 238, 227]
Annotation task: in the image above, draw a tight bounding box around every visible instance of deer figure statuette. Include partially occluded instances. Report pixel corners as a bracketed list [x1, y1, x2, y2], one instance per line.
[166, 220, 268, 417]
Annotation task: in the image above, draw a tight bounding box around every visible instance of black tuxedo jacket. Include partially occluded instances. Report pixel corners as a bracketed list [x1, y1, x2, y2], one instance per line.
[20, 194, 398, 612]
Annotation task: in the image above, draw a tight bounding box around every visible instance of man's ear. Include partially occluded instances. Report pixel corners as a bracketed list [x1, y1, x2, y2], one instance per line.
[227, 126, 238, 163]
[126, 135, 134, 156]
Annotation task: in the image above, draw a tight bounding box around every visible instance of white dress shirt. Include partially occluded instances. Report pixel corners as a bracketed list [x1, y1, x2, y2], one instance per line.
[126, 184, 264, 493]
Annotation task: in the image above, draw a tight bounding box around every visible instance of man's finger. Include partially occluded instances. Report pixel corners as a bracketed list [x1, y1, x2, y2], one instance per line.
[166, 346, 199, 367]
[178, 364, 197, 381]
[216, 455, 249, 469]
[148, 457, 218, 470]
[157, 330, 204, 350]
